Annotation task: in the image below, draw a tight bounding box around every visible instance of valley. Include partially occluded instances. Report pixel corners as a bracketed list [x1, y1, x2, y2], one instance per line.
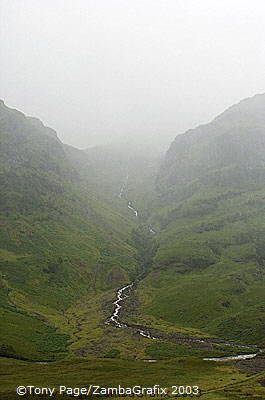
[108, 182, 260, 360]
[2, 95, 265, 398]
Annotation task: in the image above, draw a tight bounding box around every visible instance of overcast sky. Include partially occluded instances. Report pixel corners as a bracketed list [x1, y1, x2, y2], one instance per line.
[1, 0, 265, 150]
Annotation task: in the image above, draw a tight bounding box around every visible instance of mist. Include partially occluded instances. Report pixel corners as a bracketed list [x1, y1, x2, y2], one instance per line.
[1, 0, 265, 151]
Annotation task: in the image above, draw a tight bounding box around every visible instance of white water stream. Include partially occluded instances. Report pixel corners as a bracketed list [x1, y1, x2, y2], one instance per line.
[109, 177, 259, 362]
[204, 353, 258, 362]
[110, 284, 133, 328]
[127, 201, 138, 217]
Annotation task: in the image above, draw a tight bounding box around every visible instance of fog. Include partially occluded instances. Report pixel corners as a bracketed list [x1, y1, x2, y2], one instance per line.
[1, 0, 265, 151]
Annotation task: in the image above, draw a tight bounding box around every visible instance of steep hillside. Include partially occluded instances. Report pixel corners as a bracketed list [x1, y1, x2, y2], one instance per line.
[2, 99, 265, 399]
[0, 101, 137, 360]
[158, 93, 265, 195]
[134, 94, 265, 345]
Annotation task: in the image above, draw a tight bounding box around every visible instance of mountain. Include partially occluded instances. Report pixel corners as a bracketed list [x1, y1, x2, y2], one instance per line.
[0, 100, 137, 361]
[2, 97, 265, 399]
[158, 93, 265, 194]
[132, 93, 265, 345]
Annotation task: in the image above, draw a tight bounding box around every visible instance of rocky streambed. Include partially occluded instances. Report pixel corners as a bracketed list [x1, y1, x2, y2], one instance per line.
[106, 280, 259, 361]
[112, 177, 260, 362]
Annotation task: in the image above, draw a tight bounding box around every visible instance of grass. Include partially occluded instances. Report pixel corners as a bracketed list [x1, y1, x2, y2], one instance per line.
[134, 261, 265, 345]
[0, 197, 137, 360]
[2, 99, 265, 399]
[1, 355, 265, 399]
[145, 342, 254, 360]
[130, 185, 265, 346]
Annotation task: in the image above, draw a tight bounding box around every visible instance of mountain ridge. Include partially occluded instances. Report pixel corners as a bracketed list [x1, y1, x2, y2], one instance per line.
[0, 100, 138, 361]
[157, 93, 265, 194]
[130, 92, 265, 347]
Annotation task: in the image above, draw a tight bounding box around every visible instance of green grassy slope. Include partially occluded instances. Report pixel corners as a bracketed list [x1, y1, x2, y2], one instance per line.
[0, 100, 138, 360]
[3, 95, 265, 398]
[133, 94, 265, 346]
[1, 356, 265, 400]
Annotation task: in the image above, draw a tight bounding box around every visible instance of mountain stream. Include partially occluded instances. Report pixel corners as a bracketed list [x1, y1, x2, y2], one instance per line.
[108, 177, 260, 362]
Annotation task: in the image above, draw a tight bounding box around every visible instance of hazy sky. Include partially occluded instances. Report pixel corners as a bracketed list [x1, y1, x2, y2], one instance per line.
[1, 0, 265, 150]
